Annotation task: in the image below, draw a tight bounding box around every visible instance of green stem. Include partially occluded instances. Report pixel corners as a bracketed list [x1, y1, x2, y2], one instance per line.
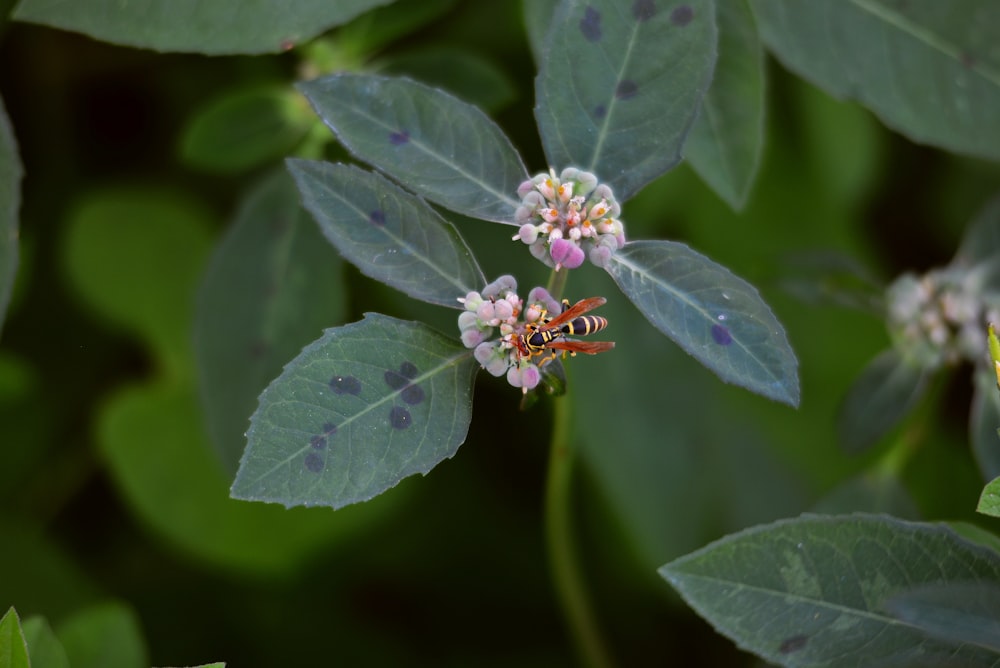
[546, 266, 569, 301]
[545, 395, 617, 668]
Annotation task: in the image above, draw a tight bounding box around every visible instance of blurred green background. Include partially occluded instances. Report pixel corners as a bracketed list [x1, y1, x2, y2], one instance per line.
[2, 1, 1000, 665]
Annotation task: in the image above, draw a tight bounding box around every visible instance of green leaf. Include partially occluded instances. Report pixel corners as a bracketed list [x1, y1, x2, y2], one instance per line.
[661, 514, 1000, 668]
[287, 159, 485, 306]
[836, 349, 931, 454]
[12, 0, 394, 55]
[971, 366, 1000, 481]
[298, 73, 528, 223]
[22, 616, 70, 668]
[535, 0, 717, 202]
[61, 188, 214, 380]
[195, 169, 347, 473]
[750, 0, 1000, 162]
[375, 46, 517, 113]
[0, 608, 29, 668]
[0, 95, 21, 340]
[55, 602, 146, 668]
[179, 86, 313, 174]
[99, 382, 385, 574]
[885, 582, 1000, 654]
[522, 0, 559, 65]
[605, 240, 799, 406]
[811, 471, 920, 518]
[955, 192, 1000, 288]
[334, 0, 457, 61]
[685, 0, 764, 210]
[232, 313, 478, 509]
[979, 477, 1000, 518]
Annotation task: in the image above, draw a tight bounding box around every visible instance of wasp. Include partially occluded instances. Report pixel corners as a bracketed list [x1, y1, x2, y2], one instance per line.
[514, 296, 614, 364]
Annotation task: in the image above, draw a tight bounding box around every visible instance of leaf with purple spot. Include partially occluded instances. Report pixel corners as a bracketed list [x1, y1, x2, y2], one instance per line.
[232, 313, 479, 509]
[535, 0, 717, 202]
[605, 240, 799, 406]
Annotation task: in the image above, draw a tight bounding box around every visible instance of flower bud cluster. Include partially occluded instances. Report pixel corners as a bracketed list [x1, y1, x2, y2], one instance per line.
[457, 276, 561, 392]
[512, 168, 626, 270]
[887, 267, 1000, 369]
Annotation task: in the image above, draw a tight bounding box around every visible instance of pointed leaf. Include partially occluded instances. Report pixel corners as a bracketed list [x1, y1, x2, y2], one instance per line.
[288, 159, 485, 306]
[22, 616, 70, 668]
[0, 95, 21, 340]
[298, 73, 528, 222]
[535, 0, 717, 202]
[837, 348, 931, 454]
[0, 608, 29, 668]
[195, 169, 346, 473]
[232, 313, 478, 509]
[886, 582, 1000, 654]
[605, 240, 799, 405]
[685, 0, 764, 210]
[12, 0, 393, 55]
[661, 514, 1000, 668]
[750, 0, 1000, 162]
[978, 477, 1000, 518]
[971, 366, 1000, 482]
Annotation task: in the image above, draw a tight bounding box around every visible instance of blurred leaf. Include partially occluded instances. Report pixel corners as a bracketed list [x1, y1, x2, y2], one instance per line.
[0, 518, 101, 619]
[811, 471, 920, 518]
[376, 46, 517, 112]
[836, 349, 930, 454]
[298, 73, 527, 223]
[232, 313, 478, 509]
[750, 0, 1000, 162]
[0, 94, 20, 340]
[55, 602, 145, 668]
[522, 0, 558, 65]
[661, 514, 1000, 668]
[179, 86, 313, 174]
[0, 608, 29, 668]
[777, 250, 884, 313]
[956, 192, 1000, 289]
[535, 0, 717, 202]
[288, 159, 485, 306]
[971, 366, 1000, 482]
[61, 188, 214, 379]
[194, 168, 346, 473]
[979, 477, 1000, 518]
[0, 353, 48, 499]
[12, 0, 395, 55]
[605, 240, 799, 406]
[99, 382, 387, 574]
[335, 0, 457, 60]
[685, 0, 764, 210]
[22, 616, 69, 668]
[885, 582, 1000, 654]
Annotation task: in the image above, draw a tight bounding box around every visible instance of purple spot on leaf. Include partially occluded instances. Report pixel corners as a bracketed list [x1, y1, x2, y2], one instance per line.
[593, 104, 606, 119]
[711, 324, 732, 346]
[323, 422, 337, 435]
[248, 340, 269, 359]
[330, 375, 361, 395]
[670, 4, 693, 26]
[401, 384, 425, 405]
[632, 0, 656, 21]
[616, 80, 638, 100]
[399, 361, 418, 379]
[369, 210, 385, 226]
[310, 435, 327, 449]
[580, 6, 602, 41]
[961, 51, 976, 68]
[304, 452, 325, 472]
[389, 130, 410, 145]
[384, 370, 408, 390]
[389, 406, 412, 430]
[779, 635, 808, 654]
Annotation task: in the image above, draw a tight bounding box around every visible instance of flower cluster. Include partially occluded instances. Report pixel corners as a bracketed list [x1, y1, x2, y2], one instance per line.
[457, 276, 561, 392]
[887, 267, 1000, 369]
[513, 168, 625, 270]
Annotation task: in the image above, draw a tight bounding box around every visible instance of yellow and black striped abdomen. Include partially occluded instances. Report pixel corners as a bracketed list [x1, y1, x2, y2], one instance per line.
[561, 315, 608, 337]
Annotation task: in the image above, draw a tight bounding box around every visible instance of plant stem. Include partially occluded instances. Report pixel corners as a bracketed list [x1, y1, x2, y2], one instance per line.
[545, 394, 617, 668]
[546, 266, 569, 301]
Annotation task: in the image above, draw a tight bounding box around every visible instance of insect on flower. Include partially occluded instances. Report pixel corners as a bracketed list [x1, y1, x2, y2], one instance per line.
[514, 296, 615, 365]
